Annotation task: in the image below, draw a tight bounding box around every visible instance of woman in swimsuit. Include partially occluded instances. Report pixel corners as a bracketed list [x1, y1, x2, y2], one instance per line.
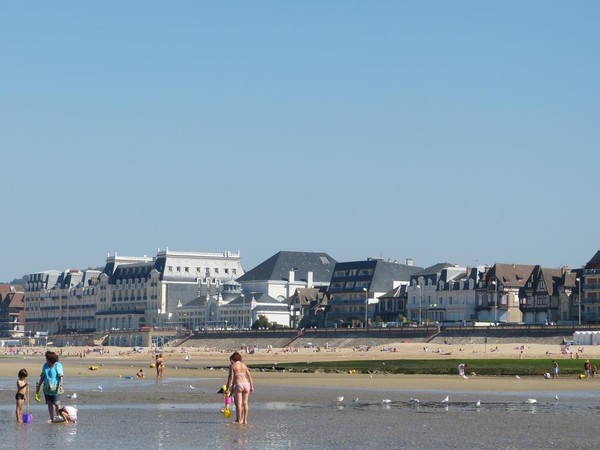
[155, 353, 164, 378]
[226, 351, 254, 424]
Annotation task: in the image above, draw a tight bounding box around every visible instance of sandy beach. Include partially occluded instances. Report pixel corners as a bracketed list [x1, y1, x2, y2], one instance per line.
[3, 341, 600, 401]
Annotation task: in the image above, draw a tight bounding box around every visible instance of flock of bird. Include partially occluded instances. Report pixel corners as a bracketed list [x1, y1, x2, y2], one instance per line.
[61, 380, 559, 411]
[333, 394, 558, 408]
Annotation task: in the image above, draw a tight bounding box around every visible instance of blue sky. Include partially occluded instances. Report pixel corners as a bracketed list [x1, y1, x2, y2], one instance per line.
[1, 1, 599, 282]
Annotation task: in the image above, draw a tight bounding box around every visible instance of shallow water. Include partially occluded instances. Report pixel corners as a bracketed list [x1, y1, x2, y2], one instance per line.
[1, 376, 599, 449]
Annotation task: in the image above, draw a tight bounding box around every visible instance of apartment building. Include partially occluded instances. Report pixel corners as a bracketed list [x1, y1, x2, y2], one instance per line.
[327, 258, 422, 327]
[406, 264, 483, 325]
[24, 269, 100, 334]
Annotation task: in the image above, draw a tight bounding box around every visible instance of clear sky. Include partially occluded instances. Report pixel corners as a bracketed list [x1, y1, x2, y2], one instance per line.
[1, 1, 599, 282]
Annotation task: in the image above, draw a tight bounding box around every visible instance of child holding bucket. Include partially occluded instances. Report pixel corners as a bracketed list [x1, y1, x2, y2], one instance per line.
[15, 369, 29, 423]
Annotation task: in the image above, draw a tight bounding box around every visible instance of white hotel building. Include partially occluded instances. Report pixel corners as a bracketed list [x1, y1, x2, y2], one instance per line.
[24, 249, 244, 334]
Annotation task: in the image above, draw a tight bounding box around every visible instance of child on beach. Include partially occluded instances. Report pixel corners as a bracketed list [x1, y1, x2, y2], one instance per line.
[57, 405, 78, 423]
[15, 369, 29, 423]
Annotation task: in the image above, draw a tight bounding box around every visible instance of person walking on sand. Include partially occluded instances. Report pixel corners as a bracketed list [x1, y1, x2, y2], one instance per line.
[584, 359, 591, 379]
[35, 351, 64, 421]
[226, 351, 254, 424]
[457, 363, 467, 377]
[155, 353, 164, 378]
[15, 369, 29, 423]
[552, 360, 559, 378]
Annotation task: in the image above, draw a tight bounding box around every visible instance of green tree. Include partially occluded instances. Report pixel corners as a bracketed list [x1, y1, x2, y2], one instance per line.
[252, 315, 270, 330]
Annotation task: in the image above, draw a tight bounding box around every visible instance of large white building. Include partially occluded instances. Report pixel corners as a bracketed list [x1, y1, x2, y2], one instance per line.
[24, 249, 244, 334]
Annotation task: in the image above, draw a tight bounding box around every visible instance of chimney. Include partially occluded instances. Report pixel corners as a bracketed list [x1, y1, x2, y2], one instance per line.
[406, 258, 413, 267]
[307, 271, 314, 288]
[289, 270, 295, 283]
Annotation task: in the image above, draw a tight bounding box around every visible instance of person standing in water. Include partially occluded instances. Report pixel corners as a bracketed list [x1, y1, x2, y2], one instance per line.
[35, 351, 64, 421]
[155, 353, 164, 378]
[15, 369, 29, 423]
[226, 351, 254, 424]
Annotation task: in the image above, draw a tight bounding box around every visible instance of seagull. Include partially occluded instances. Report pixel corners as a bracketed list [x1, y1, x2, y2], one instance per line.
[382, 399, 392, 404]
[410, 398, 420, 404]
[462, 375, 469, 380]
[515, 375, 521, 379]
[555, 394, 559, 402]
[98, 386, 103, 392]
[335, 396, 344, 403]
[352, 398, 359, 403]
[527, 398, 537, 404]
[189, 385, 196, 390]
[475, 400, 481, 407]
[67, 393, 77, 399]
[441, 395, 449, 403]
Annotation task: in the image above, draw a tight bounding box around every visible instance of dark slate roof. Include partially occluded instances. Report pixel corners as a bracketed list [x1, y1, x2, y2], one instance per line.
[410, 263, 457, 285]
[370, 260, 423, 291]
[379, 285, 407, 299]
[330, 259, 423, 292]
[236, 251, 337, 283]
[586, 250, 600, 268]
[109, 262, 155, 284]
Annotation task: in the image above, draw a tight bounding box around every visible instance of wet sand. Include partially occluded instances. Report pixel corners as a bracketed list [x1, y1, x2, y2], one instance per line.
[2, 342, 600, 402]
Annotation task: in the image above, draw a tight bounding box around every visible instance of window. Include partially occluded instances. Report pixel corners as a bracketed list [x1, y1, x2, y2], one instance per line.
[215, 268, 219, 274]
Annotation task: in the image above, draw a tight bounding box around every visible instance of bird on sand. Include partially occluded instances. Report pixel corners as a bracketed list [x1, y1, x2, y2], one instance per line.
[189, 385, 196, 390]
[335, 396, 344, 403]
[352, 398, 359, 403]
[410, 398, 420, 404]
[526, 398, 537, 404]
[441, 395, 449, 403]
[475, 400, 481, 407]
[382, 399, 392, 404]
[98, 386, 103, 392]
[67, 393, 77, 399]
[515, 375, 521, 379]
[555, 394, 559, 401]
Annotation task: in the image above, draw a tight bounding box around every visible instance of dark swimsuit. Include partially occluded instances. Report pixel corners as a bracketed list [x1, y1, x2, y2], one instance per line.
[15, 393, 25, 401]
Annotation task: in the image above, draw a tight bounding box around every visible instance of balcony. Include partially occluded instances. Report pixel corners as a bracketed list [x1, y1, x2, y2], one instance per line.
[583, 312, 600, 322]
